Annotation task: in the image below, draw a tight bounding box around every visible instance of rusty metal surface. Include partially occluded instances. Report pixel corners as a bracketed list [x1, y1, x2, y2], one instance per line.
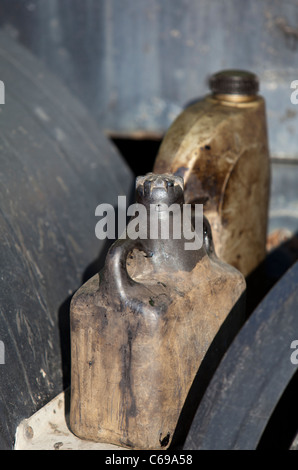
[0, 0, 297, 160]
[268, 161, 298, 235]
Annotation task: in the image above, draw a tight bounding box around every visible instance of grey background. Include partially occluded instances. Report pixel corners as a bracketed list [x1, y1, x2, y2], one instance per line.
[0, 0, 297, 159]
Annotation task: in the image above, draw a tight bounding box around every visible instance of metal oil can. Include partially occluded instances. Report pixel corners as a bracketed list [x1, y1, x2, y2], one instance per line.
[154, 70, 271, 277]
[69, 173, 246, 449]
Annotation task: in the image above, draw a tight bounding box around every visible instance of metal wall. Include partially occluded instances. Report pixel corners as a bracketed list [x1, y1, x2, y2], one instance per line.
[0, 0, 297, 159]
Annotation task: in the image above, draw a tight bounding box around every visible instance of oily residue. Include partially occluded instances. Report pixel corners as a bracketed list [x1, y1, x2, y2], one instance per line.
[119, 325, 138, 435]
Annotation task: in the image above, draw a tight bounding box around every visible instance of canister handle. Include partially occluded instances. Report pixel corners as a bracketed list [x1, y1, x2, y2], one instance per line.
[102, 237, 151, 306]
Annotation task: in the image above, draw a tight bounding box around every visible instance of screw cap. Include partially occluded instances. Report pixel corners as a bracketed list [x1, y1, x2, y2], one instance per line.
[209, 70, 259, 95]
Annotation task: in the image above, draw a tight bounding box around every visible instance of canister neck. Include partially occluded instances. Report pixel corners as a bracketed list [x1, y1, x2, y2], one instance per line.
[211, 93, 257, 103]
[131, 173, 205, 272]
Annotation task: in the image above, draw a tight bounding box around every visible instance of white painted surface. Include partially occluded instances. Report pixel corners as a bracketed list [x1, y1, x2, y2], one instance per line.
[14, 390, 125, 451]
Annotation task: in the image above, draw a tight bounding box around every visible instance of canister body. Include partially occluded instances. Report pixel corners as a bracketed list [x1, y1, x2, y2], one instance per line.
[70, 173, 246, 449]
[70, 252, 245, 449]
[154, 95, 270, 277]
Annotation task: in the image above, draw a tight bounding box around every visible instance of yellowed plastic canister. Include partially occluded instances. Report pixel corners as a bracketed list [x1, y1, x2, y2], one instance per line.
[154, 70, 271, 277]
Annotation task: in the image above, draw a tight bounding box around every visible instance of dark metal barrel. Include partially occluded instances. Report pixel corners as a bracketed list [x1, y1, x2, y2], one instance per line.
[0, 32, 134, 449]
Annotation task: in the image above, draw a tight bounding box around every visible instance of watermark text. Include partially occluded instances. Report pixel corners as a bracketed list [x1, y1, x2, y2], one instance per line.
[0, 81, 4, 104]
[95, 196, 203, 251]
[0, 341, 4, 364]
[290, 340, 298, 364]
[290, 80, 298, 104]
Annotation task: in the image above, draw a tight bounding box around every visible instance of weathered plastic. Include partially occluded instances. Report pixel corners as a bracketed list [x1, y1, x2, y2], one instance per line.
[70, 173, 246, 449]
[154, 71, 271, 277]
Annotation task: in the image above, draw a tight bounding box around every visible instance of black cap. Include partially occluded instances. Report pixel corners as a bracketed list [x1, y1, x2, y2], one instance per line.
[209, 70, 259, 95]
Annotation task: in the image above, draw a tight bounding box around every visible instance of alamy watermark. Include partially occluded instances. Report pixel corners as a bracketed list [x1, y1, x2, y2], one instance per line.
[0, 81, 4, 104]
[0, 341, 5, 365]
[290, 80, 298, 104]
[290, 340, 298, 365]
[95, 196, 203, 251]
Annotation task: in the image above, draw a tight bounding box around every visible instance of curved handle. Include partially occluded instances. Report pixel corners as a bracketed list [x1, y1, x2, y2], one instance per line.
[101, 237, 152, 307]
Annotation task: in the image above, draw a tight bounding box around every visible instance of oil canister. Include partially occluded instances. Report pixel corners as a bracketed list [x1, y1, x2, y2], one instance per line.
[154, 70, 271, 277]
[70, 173, 246, 449]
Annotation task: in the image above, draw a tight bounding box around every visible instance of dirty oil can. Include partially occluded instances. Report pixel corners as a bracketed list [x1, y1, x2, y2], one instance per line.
[154, 70, 271, 277]
[70, 173, 246, 449]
